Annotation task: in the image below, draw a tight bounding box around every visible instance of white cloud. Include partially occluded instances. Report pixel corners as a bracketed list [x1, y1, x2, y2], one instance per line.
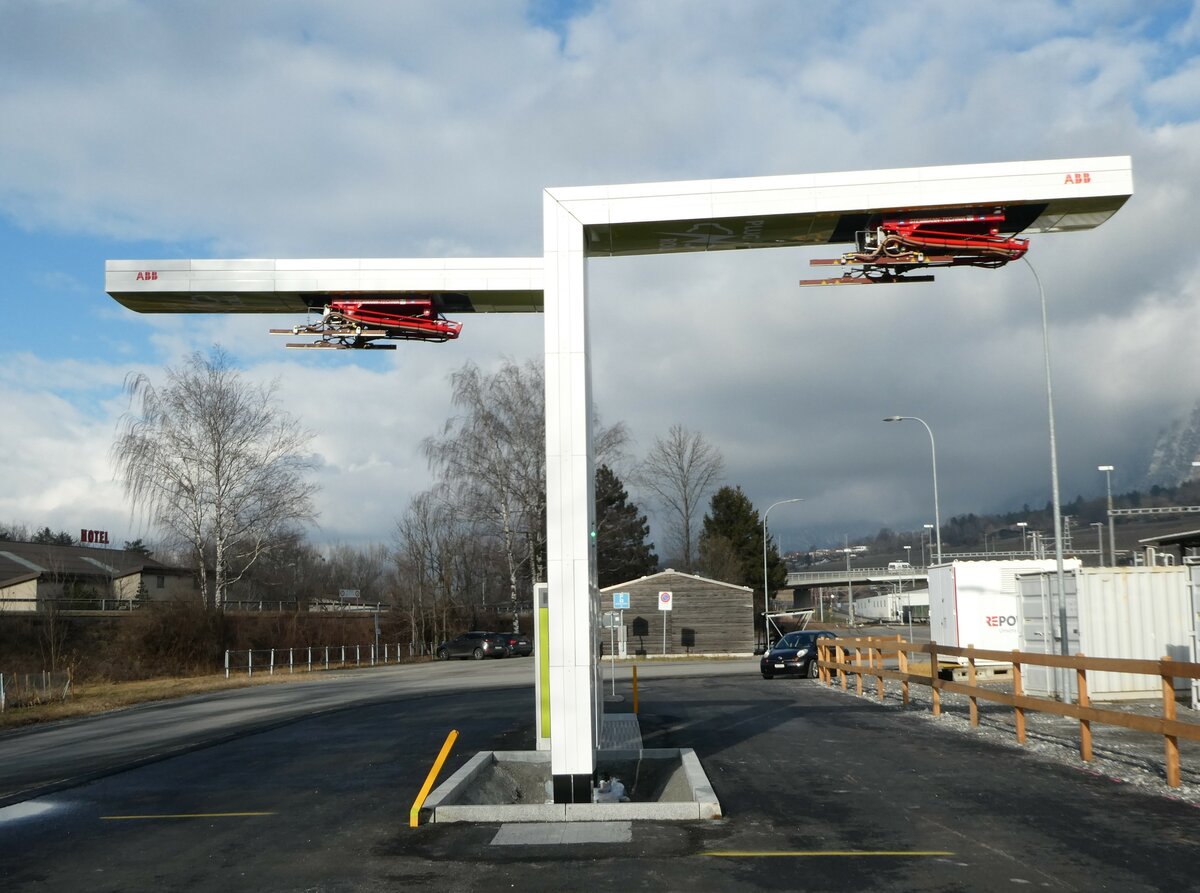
[1, 0, 1198, 550]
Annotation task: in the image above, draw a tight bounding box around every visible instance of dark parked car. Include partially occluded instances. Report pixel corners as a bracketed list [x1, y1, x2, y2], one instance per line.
[760, 630, 838, 679]
[498, 632, 533, 657]
[436, 631, 509, 660]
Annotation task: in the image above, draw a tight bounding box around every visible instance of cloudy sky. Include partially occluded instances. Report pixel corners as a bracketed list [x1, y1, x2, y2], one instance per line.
[2, 0, 1199, 556]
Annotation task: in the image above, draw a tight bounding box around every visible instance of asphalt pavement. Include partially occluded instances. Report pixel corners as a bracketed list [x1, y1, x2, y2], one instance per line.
[1, 657, 1197, 892]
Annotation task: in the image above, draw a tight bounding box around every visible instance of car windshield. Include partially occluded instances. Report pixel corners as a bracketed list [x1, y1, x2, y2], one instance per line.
[777, 632, 817, 648]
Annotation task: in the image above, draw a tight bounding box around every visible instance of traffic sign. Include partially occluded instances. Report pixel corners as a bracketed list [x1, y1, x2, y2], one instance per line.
[613, 592, 630, 610]
[658, 590, 673, 611]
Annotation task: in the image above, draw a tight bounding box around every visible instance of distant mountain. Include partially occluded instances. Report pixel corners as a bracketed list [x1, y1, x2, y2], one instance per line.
[1146, 398, 1200, 488]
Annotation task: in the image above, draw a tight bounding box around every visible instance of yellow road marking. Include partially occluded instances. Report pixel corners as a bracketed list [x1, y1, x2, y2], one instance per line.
[100, 812, 274, 820]
[702, 850, 954, 858]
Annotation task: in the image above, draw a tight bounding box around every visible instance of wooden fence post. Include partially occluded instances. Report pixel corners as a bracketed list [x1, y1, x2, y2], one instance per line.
[898, 646, 909, 707]
[968, 644, 978, 727]
[837, 644, 848, 690]
[1012, 650, 1026, 745]
[876, 643, 885, 702]
[1077, 653, 1092, 762]
[1162, 656, 1180, 788]
[928, 642, 940, 717]
[854, 647, 864, 697]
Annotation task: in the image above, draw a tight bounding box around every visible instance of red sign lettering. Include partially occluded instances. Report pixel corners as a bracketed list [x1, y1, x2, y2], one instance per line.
[135, 271, 159, 281]
[1063, 173, 1091, 185]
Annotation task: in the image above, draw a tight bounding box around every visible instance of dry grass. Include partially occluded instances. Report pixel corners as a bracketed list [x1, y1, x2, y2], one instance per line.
[0, 672, 298, 730]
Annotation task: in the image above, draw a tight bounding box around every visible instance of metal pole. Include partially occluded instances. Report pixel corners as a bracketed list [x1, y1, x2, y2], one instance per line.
[1025, 257, 1070, 666]
[883, 417, 942, 563]
[844, 544, 855, 627]
[1099, 465, 1116, 564]
[1091, 522, 1105, 566]
[763, 498, 802, 649]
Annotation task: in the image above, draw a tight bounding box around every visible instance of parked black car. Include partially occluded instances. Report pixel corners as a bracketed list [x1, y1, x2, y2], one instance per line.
[760, 630, 838, 679]
[498, 632, 533, 657]
[436, 631, 509, 660]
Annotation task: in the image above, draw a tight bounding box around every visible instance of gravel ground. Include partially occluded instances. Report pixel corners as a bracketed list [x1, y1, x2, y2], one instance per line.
[823, 669, 1200, 808]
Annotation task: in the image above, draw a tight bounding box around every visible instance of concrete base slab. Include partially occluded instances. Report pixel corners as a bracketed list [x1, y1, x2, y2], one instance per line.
[491, 821, 633, 845]
[422, 748, 721, 823]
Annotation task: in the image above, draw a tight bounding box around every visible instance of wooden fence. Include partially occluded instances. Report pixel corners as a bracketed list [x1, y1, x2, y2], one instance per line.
[815, 636, 1200, 788]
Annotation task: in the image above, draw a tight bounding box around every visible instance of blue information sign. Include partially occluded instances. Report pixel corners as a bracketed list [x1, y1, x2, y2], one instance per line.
[613, 592, 630, 610]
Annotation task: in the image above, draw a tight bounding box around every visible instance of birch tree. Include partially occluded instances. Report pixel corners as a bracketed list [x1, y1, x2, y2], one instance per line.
[637, 424, 725, 572]
[111, 348, 318, 608]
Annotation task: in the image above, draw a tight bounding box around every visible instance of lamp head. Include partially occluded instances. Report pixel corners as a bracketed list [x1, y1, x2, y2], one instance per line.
[883, 416, 904, 422]
[1098, 464, 1114, 472]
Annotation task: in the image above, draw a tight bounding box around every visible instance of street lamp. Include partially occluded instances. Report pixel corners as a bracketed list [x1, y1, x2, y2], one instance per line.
[1098, 465, 1115, 565]
[763, 498, 802, 649]
[1091, 522, 1105, 566]
[1017, 521, 1028, 553]
[1026, 257, 1069, 664]
[841, 546, 855, 627]
[922, 523, 934, 565]
[883, 416, 942, 564]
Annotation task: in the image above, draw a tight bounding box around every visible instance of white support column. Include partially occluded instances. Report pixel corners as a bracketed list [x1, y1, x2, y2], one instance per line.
[542, 191, 599, 803]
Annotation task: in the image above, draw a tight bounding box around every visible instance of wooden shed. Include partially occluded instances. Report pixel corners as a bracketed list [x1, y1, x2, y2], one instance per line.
[600, 570, 755, 656]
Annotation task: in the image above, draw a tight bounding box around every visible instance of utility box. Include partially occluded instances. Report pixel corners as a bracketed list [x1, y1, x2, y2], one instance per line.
[929, 560, 1080, 664]
[1018, 566, 1193, 701]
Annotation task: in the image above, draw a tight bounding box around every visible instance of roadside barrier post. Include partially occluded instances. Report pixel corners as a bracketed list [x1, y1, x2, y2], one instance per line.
[409, 729, 459, 828]
[224, 650, 229, 680]
[1012, 650, 1026, 744]
[1077, 654, 1092, 761]
[248, 650, 253, 678]
[632, 665, 639, 714]
[968, 645, 978, 726]
[1162, 656, 1180, 787]
[928, 643, 940, 716]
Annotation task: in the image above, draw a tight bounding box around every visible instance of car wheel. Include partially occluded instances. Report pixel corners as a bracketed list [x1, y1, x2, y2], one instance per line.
[472, 647, 484, 660]
[761, 672, 773, 679]
[436, 649, 448, 661]
[807, 659, 820, 679]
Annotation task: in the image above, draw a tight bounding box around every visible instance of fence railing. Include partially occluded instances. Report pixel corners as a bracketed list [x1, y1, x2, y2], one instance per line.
[816, 636, 1200, 788]
[223, 641, 438, 678]
[0, 597, 391, 614]
[0, 670, 73, 711]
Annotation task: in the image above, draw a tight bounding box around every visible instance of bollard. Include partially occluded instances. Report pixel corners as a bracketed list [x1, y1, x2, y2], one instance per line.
[224, 650, 230, 680]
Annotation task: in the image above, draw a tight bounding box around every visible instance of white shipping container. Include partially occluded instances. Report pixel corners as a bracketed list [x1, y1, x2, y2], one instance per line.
[1019, 566, 1193, 701]
[929, 560, 1080, 664]
[853, 590, 930, 622]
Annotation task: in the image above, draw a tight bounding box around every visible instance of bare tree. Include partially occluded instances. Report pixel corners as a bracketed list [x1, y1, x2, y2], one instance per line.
[637, 424, 725, 572]
[111, 348, 318, 608]
[422, 361, 546, 632]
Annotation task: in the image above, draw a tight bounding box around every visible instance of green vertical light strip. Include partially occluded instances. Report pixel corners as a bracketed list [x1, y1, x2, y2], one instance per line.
[538, 605, 551, 735]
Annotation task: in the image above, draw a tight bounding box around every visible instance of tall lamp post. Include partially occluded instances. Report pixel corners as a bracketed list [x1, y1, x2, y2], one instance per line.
[883, 416, 942, 564]
[923, 523, 934, 565]
[1098, 465, 1115, 565]
[1017, 521, 1028, 553]
[1026, 257, 1069, 665]
[763, 498, 802, 649]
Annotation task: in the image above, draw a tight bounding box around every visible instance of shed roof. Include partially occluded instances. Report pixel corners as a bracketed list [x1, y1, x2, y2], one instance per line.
[600, 569, 753, 593]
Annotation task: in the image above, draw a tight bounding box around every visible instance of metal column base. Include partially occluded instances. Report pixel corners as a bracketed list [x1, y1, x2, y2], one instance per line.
[552, 773, 592, 804]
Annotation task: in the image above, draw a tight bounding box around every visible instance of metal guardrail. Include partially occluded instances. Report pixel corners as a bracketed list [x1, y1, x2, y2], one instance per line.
[223, 642, 438, 677]
[0, 670, 72, 711]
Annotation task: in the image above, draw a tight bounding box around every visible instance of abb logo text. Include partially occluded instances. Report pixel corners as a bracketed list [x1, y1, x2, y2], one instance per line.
[985, 614, 1017, 628]
[135, 271, 158, 281]
[1063, 172, 1091, 184]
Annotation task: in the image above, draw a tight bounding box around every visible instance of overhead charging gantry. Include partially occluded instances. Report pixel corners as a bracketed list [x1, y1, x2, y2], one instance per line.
[106, 156, 1133, 804]
[800, 209, 1031, 286]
